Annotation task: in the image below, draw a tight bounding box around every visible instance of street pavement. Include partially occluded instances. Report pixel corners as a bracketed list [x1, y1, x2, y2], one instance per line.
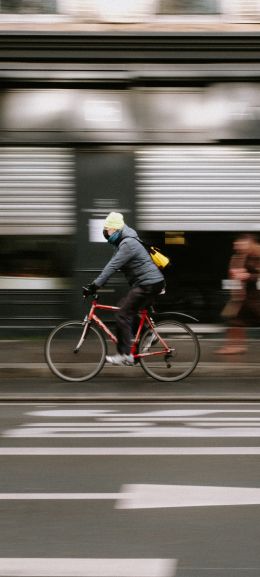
[0, 400, 259, 576]
[1, 373, 260, 401]
[0, 337, 260, 400]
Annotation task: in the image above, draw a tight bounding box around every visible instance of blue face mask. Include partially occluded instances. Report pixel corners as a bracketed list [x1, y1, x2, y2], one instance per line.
[108, 230, 122, 245]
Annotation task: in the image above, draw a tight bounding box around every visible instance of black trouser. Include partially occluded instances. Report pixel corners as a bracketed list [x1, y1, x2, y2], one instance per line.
[115, 281, 165, 355]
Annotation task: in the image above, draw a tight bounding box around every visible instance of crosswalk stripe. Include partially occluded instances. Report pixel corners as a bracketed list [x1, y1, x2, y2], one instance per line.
[5, 427, 260, 437]
[0, 447, 259, 455]
[26, 409, 260, 417]
[0, 493, 120, 500]
[117, 484, 260, 509]
[2, 486, 260, 508]
[0, 558, 176, 577]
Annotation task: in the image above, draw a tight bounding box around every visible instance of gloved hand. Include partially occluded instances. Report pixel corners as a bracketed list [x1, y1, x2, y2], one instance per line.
[82, 283, 98, 298]
[88, 282, 98, 294]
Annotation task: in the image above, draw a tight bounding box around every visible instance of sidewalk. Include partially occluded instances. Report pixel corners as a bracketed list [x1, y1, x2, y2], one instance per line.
[0, 336, 260, 401]
[1, 336, 260, 379]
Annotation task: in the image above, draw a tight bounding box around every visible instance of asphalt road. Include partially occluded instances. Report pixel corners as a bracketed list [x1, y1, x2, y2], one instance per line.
[1, 373, 260, 401]
[1, 336, 260, 400]
[0, 401, 259, 576]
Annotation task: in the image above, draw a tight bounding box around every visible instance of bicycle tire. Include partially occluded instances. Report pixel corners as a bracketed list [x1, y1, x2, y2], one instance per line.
[45, 320, 106, 382]
[139, 318, 200, 382]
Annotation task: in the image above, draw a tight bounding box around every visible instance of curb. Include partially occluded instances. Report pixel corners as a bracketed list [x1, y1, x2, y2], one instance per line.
[1, 362, 260, 378]
[0, 395, 260, 403]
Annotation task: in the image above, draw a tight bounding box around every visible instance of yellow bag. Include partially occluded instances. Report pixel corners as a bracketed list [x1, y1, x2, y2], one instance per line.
[124, 235, 170, 269]
[149, 246, 170, 269]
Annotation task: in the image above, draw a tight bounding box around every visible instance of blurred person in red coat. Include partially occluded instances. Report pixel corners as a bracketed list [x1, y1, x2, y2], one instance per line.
[216, 233, 260, 354]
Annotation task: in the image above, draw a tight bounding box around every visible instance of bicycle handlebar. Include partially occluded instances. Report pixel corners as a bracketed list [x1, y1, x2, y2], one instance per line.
[82, 286, 99, 301]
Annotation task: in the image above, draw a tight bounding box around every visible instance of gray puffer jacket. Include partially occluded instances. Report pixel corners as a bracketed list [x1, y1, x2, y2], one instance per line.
[94, 225, 164, 288]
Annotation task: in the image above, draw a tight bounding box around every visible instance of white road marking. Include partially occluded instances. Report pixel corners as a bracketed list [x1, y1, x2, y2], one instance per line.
[0, 558, 176, 577]
[6, 408, 260, 439]
[5, 427, 152, 433]
[0, 447, 259, 455]
[27, 410, 117, 417]
[27, 409, 260, 417]
[5, 426, 260, 437]
[139, 410, 260, 416]
[117, 484, 260, 509]
[29, 422, 152, 427]
[1, 485, 260, 509]
[0, 493, 120, 500]
[103, 414, 260, 421]
[5, 409, 260, 439]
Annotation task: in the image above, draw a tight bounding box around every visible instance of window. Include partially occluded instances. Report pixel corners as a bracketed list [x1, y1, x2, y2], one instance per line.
[159, 0, 220, 15]
[0, 0, 57, 13]
[0, 237, 74, 279]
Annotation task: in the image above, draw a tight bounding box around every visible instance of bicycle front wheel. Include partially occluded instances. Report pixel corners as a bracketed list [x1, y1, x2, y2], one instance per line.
[45, 321, 106, 382]
[139, 319, 200, 382]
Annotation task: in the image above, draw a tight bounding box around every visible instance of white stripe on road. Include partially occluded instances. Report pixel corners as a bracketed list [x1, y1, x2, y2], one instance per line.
[19, 420, 260, 426]
[1, 485, 260, 508]
[0, 493, 120, 500]
[117, 484, 260, 509]
[5, 427, 260, 437]
[0, 558, 176, 576]
[102, 417, 260, 422]
[28, 422, 152, 427]
[26, 409, 260, 417]
[27, 425, 153, 429]
[0, 447, 259, 455]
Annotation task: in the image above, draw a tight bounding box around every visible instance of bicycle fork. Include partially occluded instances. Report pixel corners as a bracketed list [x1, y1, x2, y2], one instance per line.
[74, 319, 90, 353]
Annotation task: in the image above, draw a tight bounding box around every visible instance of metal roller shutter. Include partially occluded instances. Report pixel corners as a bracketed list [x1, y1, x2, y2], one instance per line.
[0, 147, 75, 235]
[136, 146, 260, 231]
[230, 1, 260, 21]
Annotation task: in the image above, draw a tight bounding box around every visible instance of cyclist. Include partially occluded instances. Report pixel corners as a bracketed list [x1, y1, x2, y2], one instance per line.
[87, 211, 165, 366]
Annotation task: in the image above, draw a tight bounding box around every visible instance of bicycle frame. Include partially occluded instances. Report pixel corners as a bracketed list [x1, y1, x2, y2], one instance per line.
[86, 299, 171, 359]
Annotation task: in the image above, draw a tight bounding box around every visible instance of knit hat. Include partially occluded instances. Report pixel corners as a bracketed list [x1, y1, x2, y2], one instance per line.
[104, 211, 124, 230]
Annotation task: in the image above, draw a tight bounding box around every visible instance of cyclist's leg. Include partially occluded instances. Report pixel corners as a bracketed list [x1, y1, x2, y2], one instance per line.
[142, 280, 166, 308]
[106, 281, 165, 365]
[115, 281, 165, 354]
[105, 287, 148, 365]
[115, 287, 147, 355]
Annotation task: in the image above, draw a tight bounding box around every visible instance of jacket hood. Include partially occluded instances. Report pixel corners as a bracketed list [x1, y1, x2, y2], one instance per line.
[121, 224, 139, 240]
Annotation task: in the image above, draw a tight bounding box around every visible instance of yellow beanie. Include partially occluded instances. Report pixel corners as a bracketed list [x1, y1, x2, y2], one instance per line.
[104, 211, 124, 230]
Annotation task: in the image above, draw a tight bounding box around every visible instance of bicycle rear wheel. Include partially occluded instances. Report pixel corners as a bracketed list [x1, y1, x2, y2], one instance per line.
[139, 319, 200, 382]
[45, 320, 106, 382]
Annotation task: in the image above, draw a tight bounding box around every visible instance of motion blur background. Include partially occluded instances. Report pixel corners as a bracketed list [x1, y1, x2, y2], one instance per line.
[1, 0, 260, 336]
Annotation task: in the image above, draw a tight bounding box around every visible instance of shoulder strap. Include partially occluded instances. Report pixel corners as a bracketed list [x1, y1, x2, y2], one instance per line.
[121, 235, 149, 250]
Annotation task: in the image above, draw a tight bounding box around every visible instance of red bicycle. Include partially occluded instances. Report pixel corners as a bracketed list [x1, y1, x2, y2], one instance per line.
[45, 289, 200, 382]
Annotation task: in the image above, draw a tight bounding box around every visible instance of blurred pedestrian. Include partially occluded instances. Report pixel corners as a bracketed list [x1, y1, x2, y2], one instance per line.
[216, 233, 260, 354]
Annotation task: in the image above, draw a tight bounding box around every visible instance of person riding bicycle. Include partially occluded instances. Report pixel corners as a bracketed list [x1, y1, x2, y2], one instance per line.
[87, 212, 165, 366]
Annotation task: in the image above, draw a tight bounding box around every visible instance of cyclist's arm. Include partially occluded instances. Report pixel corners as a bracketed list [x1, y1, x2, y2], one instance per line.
[93, 241, 133, 288]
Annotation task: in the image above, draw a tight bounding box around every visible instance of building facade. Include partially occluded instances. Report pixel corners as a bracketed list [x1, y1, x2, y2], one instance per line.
[1, 32, 260, 331]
